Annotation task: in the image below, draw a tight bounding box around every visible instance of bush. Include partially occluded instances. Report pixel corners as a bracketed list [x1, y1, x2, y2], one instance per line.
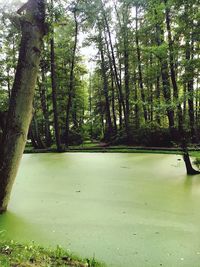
[60, 129, 83, 145]
[107, 122, 176, 147]
[137, 122, 172, 147]
[138, 122, 172, 147]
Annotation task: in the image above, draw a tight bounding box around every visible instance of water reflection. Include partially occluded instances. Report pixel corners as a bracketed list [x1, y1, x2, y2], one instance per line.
[0, 211, 42, 243]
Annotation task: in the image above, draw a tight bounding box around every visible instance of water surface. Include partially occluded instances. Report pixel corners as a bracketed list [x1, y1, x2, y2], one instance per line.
[1, 153, 200, 267]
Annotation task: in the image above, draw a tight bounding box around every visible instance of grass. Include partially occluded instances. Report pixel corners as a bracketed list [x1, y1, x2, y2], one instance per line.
[0, 241, 104, 267]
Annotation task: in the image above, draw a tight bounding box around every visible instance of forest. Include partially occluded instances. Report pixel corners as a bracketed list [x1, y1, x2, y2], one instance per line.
[0, 0, 200, 266]
[0, 0, 199, 150]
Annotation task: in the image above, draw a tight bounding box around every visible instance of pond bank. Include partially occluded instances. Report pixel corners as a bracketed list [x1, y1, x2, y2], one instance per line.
[24, 145, 200, 155]
[0, 240, 103, 267]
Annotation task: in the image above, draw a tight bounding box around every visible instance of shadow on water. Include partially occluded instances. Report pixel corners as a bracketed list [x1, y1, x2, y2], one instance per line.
[184, 173, 200, 187]
[0, 211, 43, 243]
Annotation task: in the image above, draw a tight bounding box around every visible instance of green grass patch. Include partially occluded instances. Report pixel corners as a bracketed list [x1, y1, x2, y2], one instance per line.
[0, 241, 104, 267]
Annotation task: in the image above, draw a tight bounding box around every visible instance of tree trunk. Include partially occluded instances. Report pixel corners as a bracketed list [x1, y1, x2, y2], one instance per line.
[164, 1, 183, 132]
[30, 115, 46, 149]
[98, 29, 113, 140]
[122, 3, 130, 124]
[111, 76, 117, 133]
[50, 37, 62, 151]
[65, 7, 78, 146]
[0, 0, 46, 213]
[136, 5, 148, 123]
[103, 27, 117, 133]
[50, 0, 62, 152]
[156, 75, 161, 125]
[182, 143, 200, 175]
[154, 9, 175, 136]
[38, 66, 52, 147]
[101, 1, 129, 139]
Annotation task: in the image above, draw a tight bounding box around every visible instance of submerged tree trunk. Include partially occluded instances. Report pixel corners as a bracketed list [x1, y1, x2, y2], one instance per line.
[182, 145, 200, 175]
[0, 0, 46, 213]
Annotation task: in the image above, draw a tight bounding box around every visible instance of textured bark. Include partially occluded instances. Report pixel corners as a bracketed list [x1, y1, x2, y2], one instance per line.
[0, 0, 46, 213]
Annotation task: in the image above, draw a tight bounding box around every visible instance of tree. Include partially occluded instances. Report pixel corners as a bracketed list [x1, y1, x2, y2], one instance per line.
[0, 0, 46, 213]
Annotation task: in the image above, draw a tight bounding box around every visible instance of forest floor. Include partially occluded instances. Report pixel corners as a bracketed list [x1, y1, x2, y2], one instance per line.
[0, 241, 103, 267]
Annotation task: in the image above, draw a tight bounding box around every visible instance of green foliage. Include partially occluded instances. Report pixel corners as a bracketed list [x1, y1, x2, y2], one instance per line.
[0, 0, 199, 148]
[137, 122, 172, 147]
[193, 158, 200, 170]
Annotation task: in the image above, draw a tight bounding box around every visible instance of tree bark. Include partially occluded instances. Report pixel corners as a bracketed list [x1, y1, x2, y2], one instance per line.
[0, 0, 46, 213]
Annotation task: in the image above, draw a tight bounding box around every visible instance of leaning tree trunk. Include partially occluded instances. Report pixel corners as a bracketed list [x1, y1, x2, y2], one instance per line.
[0, 0, 46, 213]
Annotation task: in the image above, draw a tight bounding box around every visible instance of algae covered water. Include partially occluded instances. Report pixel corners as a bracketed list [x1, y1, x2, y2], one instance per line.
[1, 153, 200, 267]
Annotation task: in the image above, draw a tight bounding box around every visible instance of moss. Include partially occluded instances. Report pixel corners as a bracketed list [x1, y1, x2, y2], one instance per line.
[0, 241, 104, 267]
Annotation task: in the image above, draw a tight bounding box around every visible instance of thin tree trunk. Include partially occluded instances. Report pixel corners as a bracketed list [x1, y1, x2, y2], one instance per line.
[134, 72, 140, 129]
[38, 66, 52, 147]
[66, 6, 78, 146]
[136, 5, 148, 123]
[0, 0, 46, 213]
[164, 1, 183, 132]
[50, 36, 62, 151]
[50, 0, 62, 151]
[103, 27, 117, 133]
[98, 27, 113, 140]
[155, 9, 175, 136]
[156, 75, 161, 125]
[186, 40, 195, 137]
[111, 76, 117, 133]
[30, 115, 46, 149]
[101, 1, 129, 139]
[89, 74, 93, 139]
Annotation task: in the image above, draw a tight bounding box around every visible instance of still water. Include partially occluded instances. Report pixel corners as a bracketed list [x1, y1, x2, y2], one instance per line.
[1, 153, 200, 267]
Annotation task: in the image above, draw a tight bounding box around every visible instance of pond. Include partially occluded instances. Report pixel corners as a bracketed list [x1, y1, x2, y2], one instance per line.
[0, 153, 200, 267]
